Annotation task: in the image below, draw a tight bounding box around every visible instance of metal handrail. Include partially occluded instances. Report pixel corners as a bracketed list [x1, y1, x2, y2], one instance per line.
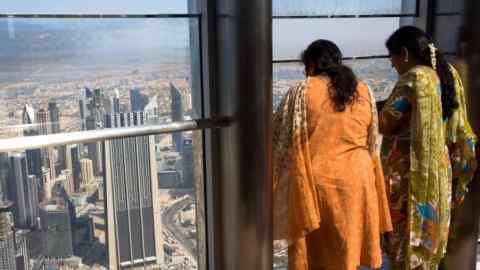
[0, 118, 228, 152]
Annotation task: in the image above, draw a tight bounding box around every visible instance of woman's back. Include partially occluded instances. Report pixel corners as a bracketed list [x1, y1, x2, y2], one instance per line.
[306, 76, 373, 180]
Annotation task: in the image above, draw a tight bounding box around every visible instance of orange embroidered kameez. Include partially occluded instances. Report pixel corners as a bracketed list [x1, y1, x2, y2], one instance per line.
[273, 76, 392, 270]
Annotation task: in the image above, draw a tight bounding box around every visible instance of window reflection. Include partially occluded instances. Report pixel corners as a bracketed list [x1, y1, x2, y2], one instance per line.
[272, 0, 416, 16]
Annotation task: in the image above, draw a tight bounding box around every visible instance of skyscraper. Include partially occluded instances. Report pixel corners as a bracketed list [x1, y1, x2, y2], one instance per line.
[36, 108, 51, 170]
[112, 89, 121, 114]
[39, 200, 73, 259]
[7, 154, 39, 229]
[41, 168, 52, 201]
[80, 159, 94, 185]
[79, 88, 108, 176]
[181, 138, 194, 189]
[22, 105, 36, 137]
[0, 154, 9, 202]
[61, 169, 74, 196]
[48, 101, 67, 175]
[170, 83, 184, 153]
[14, 230, 29, 270]
[47, 101, 60, 134]
[103, 112, 163, 269]
[36, 109, 49, 136]
[22, 105, 42, 179]
[7, 154, 29, 229]
[0, 202, 16, 270]
[66, 145, 81, 193]
[25, 175, 40, 228]
[129, 89, 149, 113]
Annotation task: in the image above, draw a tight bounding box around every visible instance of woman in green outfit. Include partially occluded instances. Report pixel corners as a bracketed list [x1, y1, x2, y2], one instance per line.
[380, 26, 477, 270]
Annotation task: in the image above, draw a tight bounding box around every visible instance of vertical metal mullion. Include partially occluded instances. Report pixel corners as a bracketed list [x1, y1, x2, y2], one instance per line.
[199, 0, 221, 269]
[213, 0, 273, 269]
[191, 0, 219, 269]
[403, 0, 434, 32]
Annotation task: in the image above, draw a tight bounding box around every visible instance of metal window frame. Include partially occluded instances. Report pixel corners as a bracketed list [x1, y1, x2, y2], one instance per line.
[273, 54, 390, 64]
[0, 9, 216, 270]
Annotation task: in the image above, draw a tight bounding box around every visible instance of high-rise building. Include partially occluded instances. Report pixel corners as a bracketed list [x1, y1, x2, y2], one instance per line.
[22, 105, 42, 179]
[7, 154, 28, 228]
[36, 109, 51, 171]
[0, 154, 9, 202]
[157, 170, 181, 189]
[0, 202, 16, 270]
[25, 175, 40, 228]
[48, 101, 67, 175]
[103, 112, 163, 269]
[144, 96, 159, 127]
[47, 101, 60, 134]
[80, 159, 94, 185]
[7, 154, 39, 229]
[182, 138, 194, 189]
[66, 145, 81, 193]
[129, 89, 149, 113]
[41, 168, 52, 201]
[22, 105, 36, 137]
[14, 230, 29, 270]
[61, 169, 74, 196]
[72, 215, 94, 246]
[112, 89, 121, 114]
[170, 83, 184, 153]
[79, 88, 107, 176]
[36, 109, 49, 136]
[39, 201, 73, 259]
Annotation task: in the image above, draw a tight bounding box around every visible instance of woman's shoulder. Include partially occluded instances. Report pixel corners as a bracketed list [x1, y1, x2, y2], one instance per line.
[405, 65, 437, 80]
[398, 65, 439, 90]
[356, 80, 372, 98]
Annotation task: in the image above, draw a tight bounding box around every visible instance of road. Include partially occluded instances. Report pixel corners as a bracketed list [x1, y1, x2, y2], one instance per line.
[162, 196, 197, 263]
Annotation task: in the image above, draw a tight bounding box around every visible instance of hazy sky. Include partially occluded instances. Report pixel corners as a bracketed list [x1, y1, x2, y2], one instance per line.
[0, 1, 188, 14]
[273, 18, 400, 59]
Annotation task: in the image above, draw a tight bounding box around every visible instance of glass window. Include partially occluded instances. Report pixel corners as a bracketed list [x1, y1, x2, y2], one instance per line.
[273, 18, 399, 60]
[272, 0, 417, 16]
[0, 17, 201, 139]
[0, 2, 205, 270]
[0, 130, 204, 269]
[435, 0, 464, 14]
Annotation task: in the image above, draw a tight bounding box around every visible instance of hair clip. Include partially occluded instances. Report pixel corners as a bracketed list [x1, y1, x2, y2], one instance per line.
[428, 43, 438, 70]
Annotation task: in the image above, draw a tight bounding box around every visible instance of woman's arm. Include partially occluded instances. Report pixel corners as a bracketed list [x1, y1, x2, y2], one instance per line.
[379, 74, 414, 136]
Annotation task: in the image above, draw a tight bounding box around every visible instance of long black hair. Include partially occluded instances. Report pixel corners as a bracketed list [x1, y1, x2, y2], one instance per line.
[301, 39, 358, 112]
[386, 26, 458, 119]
